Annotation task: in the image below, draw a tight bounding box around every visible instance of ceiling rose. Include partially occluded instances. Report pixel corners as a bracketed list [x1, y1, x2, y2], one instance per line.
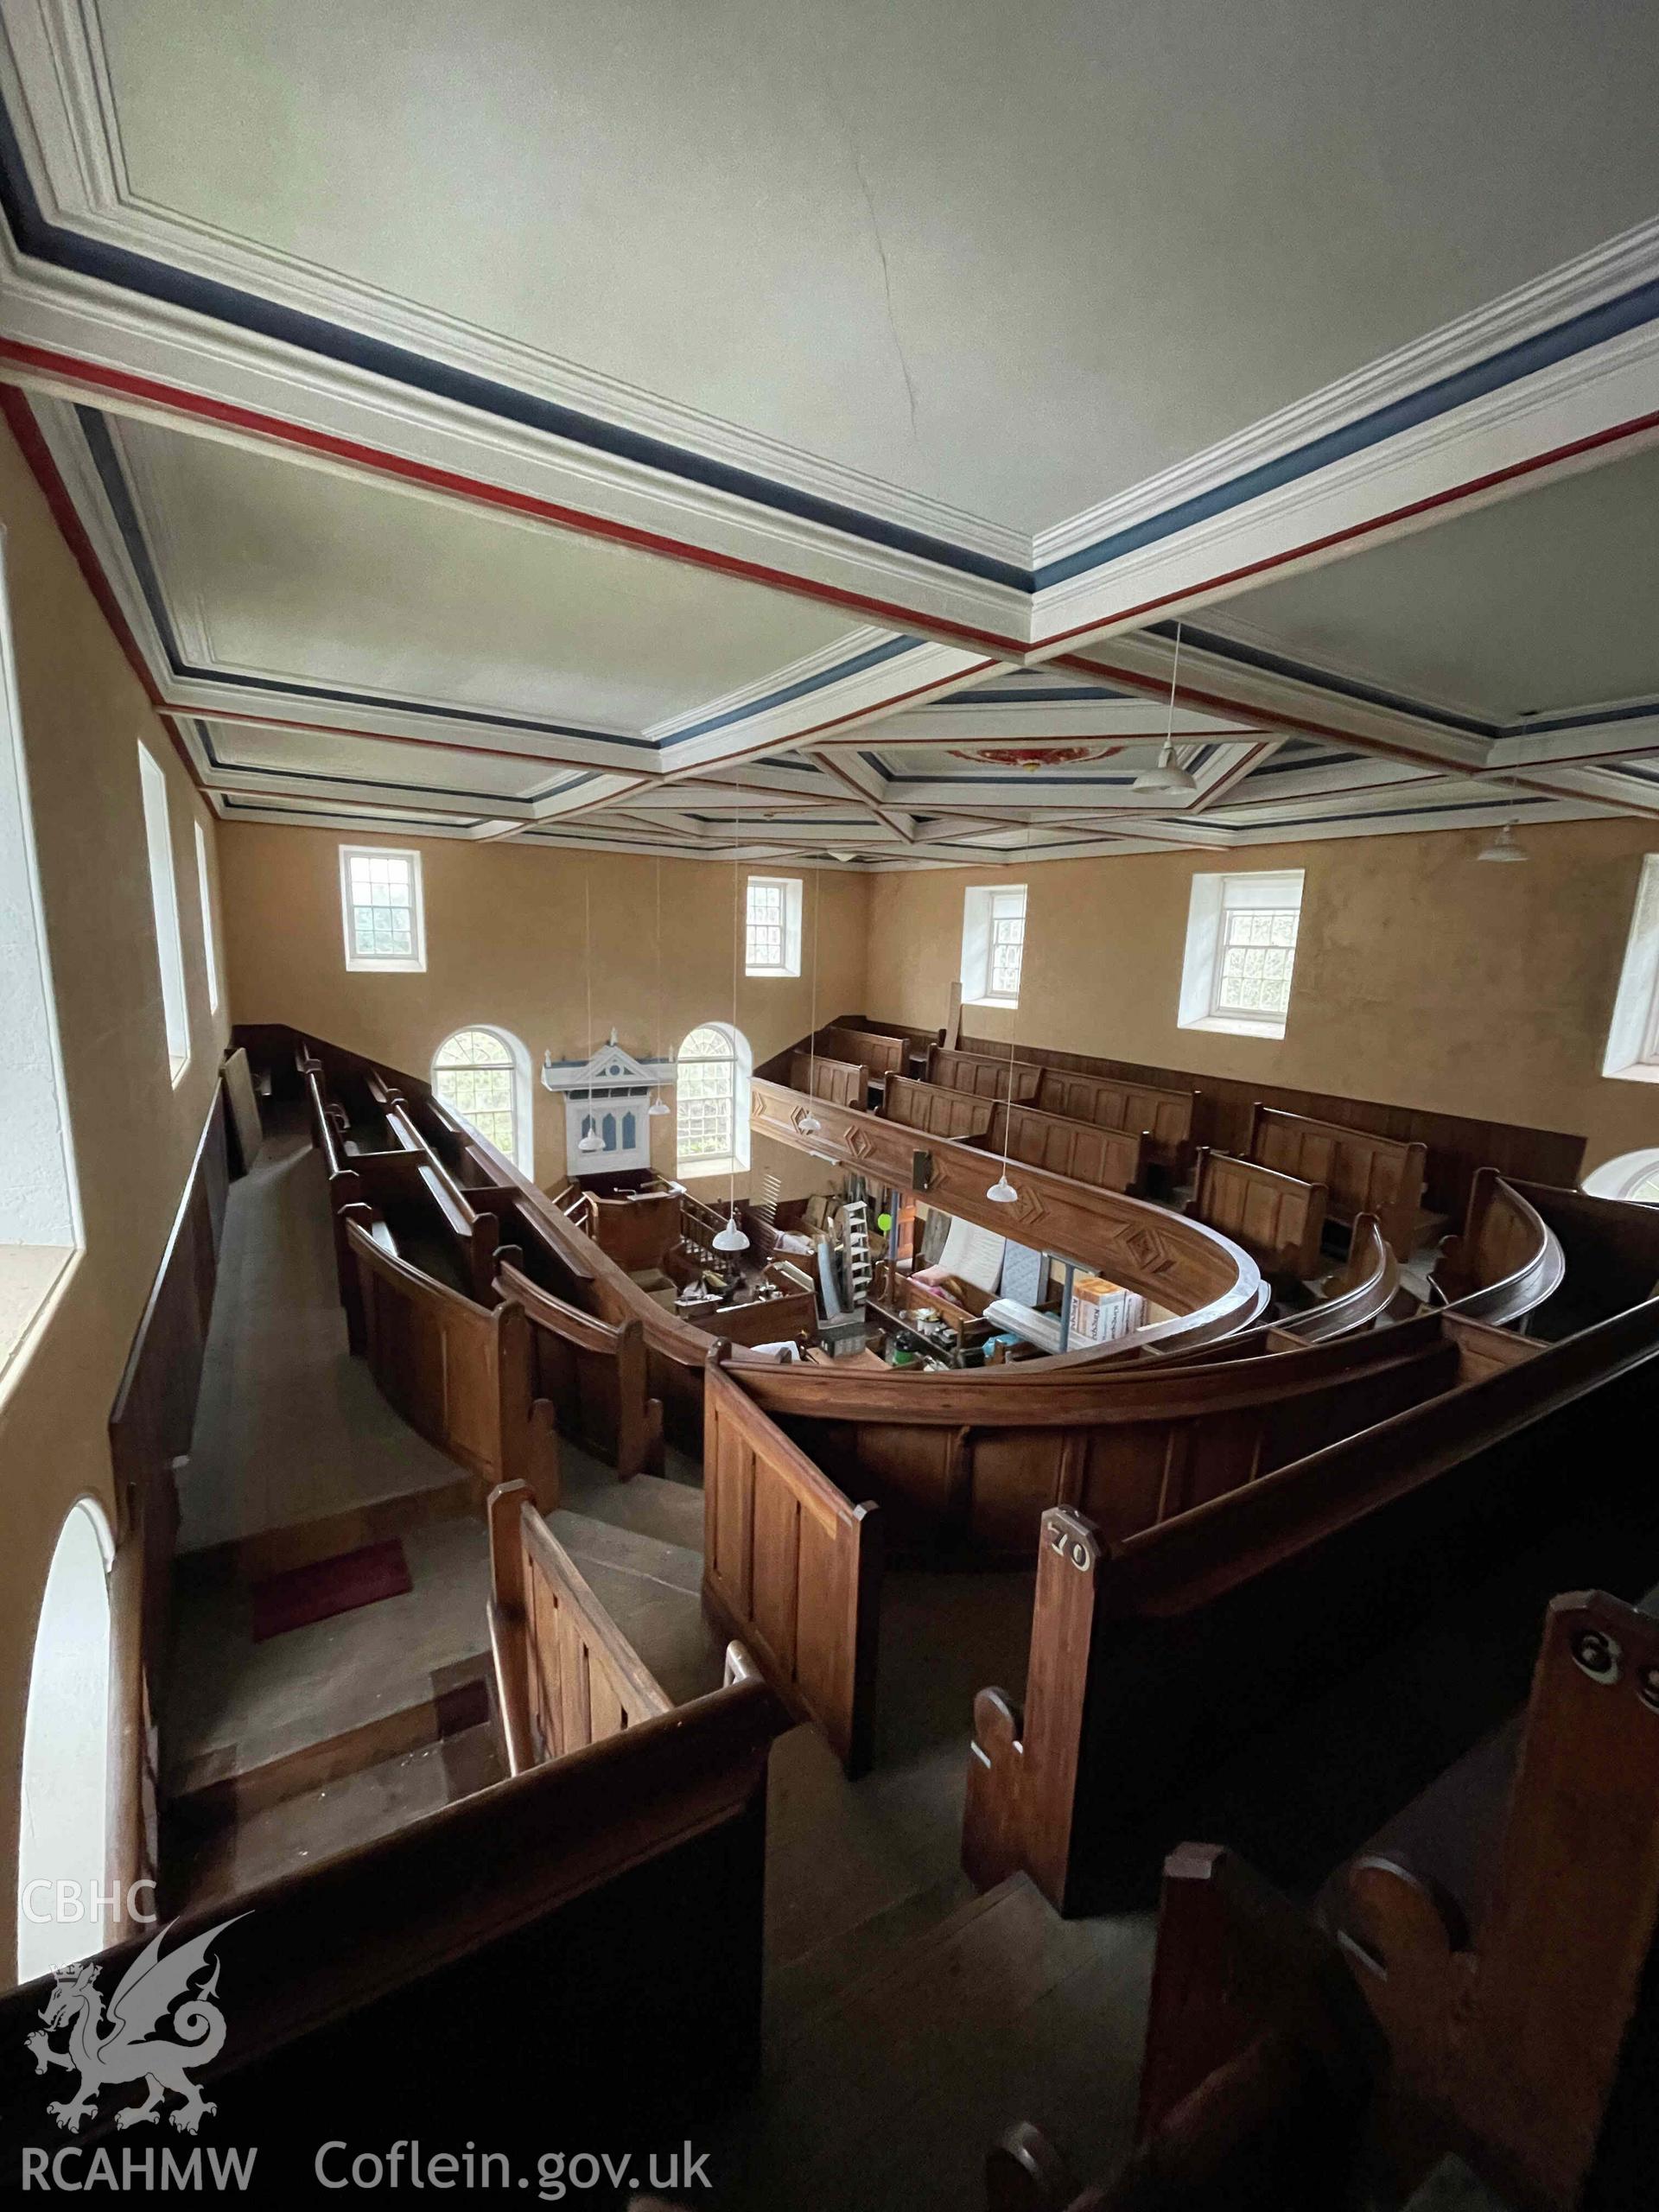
[944, 743, 1122, 771]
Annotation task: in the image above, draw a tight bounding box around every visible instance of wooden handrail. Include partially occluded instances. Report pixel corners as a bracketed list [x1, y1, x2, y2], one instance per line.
[1433, 1168, 1567, 1327]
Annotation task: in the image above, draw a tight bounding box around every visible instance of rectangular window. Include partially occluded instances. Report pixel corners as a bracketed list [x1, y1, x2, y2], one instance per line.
[1179, 869, 1304, 1040]
[1601, 854, 1659, 1084]
[961, 884, 1027, 1007]
[137, 745, 190, 1082]
[194, 820, 220, 1015]
[340, 845, 426, 973]
[745, 875, 803, 977]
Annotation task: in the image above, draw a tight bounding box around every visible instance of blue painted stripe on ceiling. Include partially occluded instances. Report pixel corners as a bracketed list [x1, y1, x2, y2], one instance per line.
[0, 98, 1029, 594]
[1224, 793, 1557, 830]
[1507, 697, 1659, 738]
[220, 798, 486, 830]
[77, 404, 906, 753]
[193, 718, 528, 804]
[925, 683, 1131, 705]
[1156, 620, 1497, 739]
[651, 635, 922, 746]
[1037, 276, 1659, 590]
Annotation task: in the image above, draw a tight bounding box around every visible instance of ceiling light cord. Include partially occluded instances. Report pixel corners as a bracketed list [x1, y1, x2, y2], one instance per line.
[1132, 622, 1199, 796]
[988, 826, 1030, 1205]
[649, 857, 670, 1116]
[801, 870, 823, 1136]
[577, 866, 602, 1152]
[713, 774, 749, 1253]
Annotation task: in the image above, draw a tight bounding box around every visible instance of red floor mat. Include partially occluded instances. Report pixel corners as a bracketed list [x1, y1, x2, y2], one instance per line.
[250, 1539, 413, 1641]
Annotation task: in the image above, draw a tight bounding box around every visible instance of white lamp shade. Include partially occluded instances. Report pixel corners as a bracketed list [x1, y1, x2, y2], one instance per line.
[986, 1173, 1020, 1205]
[1476, 822, 1529, 863]
[712, 1215, 750, 1254]
[577, 1122, 603, 1153]
[648, 1095, 671, 1117]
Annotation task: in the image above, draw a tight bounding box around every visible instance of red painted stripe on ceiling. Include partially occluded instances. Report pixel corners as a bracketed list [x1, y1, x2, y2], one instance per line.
[0, 339, 1029, 658]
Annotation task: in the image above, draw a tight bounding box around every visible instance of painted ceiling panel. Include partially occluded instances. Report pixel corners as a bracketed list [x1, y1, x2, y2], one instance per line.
[95, 0, 1659, 531]
[107, 412, 867, 731]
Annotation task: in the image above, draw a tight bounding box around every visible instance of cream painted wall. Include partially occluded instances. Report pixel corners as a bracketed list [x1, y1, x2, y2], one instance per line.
[217, 827, 869, 1200]
[867, 819, 1659, 1178]
[0, 422, 228, 1981]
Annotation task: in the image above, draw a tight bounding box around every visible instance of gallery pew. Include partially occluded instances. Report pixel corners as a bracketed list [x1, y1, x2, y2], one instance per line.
[1243, 1103, 1428, 1263]
[301, 1064, 369, 1346]
[957, 1020, 1585, 1230]
[789, 1050, 868, 1109]
[927, 1044, 1045, 1103]
[1431, 1167, 1567, 1327]
[342, 1209, 553, 1506]
[1187, 1148, 1326, 1286]
[1503, 1176, 1659, 1336]
[488, 1478, 685, 1772]
[962, 1295, 1659, 1913]
[702, 1343, 883, 1776]
[0, 1613, 786, 2161]
[736, 1313, 1459, 1563]
[817, 1021, 910, 1080]
[884, 1073, 998, 1142]
[981, 1099, 1146, 1196]
[1007, 1591, 1659, 2212]
[497, 1256, 664, 1481]
[1033, 1066, 1198, 1179]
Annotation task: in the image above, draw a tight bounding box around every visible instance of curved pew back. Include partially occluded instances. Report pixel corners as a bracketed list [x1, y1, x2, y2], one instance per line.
[498, 1257, 664, 1481]
[1432, 1167, 1567, 1326]
[963, 1294, 1659, 1913]
[343, 1211, 548, 1503]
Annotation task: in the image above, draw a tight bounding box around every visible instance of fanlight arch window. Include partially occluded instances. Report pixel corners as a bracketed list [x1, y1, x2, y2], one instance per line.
[17, 1499, 114, 1981]
[675, 1023, 752, 1179]
[1582, 1148, 1659, 1204]
[431, 1027, 532, 1175]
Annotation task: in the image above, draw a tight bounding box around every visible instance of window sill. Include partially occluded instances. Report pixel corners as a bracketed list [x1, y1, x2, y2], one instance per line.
[344, 958, 427, 976]
[169, 1052, 191, 1088]
[0, 1245, 79, 1410]
[963, 994, 1020, 1011]
[1601, 1059, 1659, 1085]
[1179, 1013, 1288, 1041]
[744, 969, 800, 981]
[678, 1162, 742, 1181]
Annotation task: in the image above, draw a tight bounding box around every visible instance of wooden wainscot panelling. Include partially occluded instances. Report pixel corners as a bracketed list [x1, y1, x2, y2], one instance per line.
[1190, 1147, 1328, 1283]
[1033, 1066, 1198, 1174]
[883, 1074, 996, 1142]
[702, 1344, 883, 1777]
[106, 1085, 233, 1936]
[962, 1294, 1659, 1914]
[926, 1045, 1044, 1104]
[498, 1258, 662, 1482]
[962, 1025, 1586, 1224]
[1247, 1103, 1427, 1264]
[986, 1100, 1145, 1195]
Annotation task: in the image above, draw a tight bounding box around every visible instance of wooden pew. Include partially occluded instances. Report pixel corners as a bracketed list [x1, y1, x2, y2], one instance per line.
[1188, 1147, 1326, 1285]
[1009, 1590, 1659, 2212]
[497, 1256, 664, 1481]
[1246, 1103, 1428, 1263]
[983, 1099, 1145, 1195]
[962, 1295, 1659, 1913]
[926, 1044, 1044, 1104]
[301, 1064, 371, 1347]
[583, 1182, 683, 1277]
[789, 1051, 868, 1109]
[884, 1074, 997, 1142]
[0, 1611, 785, 2160]
[818, 1021, 909, 1080]
[1432, 1167, 1567, 1327]
[343, 1210, 552, 1506]
[1033, 1067, 1198, 1179]
[487, 1478, 676, 1771]
[702, 1343, 883, 1776]
[1503, 1175, 1659, 1334]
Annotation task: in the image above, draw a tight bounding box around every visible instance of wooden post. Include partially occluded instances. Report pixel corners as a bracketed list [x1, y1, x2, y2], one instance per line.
[962, 1505, 1105, 1913]
[486, 1479, 535, 1775]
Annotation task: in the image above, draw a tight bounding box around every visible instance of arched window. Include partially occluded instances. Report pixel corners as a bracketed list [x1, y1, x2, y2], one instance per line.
[18, 1500, 114, 1982]
[676, 1023, 752, 1179]
[1583, 1149, 1659, 1204]
[431, 1027, 532, 1175]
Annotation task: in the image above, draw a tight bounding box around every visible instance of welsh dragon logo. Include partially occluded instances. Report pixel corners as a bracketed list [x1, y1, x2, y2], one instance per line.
[27, 1917, 242, 2136]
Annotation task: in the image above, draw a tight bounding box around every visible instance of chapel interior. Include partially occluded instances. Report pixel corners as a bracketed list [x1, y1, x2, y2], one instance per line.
[3, 6, 1659, 2207]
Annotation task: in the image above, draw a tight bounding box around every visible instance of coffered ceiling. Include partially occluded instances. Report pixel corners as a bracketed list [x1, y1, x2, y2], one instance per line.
[2, 0, 1657, 868]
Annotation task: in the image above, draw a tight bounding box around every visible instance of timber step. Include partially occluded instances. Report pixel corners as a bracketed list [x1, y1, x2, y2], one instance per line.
[713, 1873, 1154, 2212]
